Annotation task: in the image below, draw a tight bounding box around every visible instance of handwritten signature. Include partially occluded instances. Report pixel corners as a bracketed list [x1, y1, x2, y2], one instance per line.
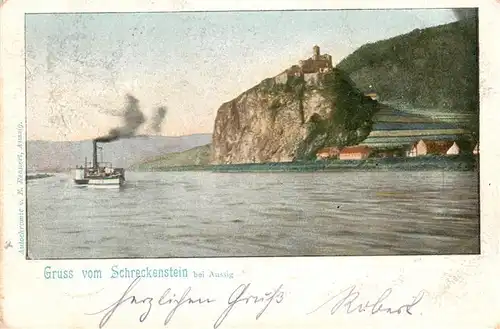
[85, 277, 285, 328]
[307, 285, 426, 316]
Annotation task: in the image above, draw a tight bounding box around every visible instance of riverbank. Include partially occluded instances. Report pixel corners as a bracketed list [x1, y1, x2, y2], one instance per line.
[27, 173, 54, 180]
[133, 154, 478, 173]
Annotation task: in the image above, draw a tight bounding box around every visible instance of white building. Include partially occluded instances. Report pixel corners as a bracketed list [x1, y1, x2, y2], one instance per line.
[446, 142, 460, 155]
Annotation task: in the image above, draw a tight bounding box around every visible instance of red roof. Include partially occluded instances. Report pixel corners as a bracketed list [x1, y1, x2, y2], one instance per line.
[340, 146, 372, 154]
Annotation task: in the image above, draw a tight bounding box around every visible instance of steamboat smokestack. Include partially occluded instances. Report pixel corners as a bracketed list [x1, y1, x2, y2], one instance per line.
[93, 140, 98, 169]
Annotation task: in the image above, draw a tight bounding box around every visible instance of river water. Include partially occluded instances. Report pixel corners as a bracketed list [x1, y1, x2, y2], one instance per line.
[27, 171, 480, 259]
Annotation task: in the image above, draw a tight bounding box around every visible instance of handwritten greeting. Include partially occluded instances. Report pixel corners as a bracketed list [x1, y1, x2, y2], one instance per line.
[84, 277, 425, 328]
[85, 277, 285, 328]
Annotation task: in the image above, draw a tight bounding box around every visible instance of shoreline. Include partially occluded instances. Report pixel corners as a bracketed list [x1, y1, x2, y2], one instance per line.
[27, 173, 54, 180]
[133, 154, 479, 173]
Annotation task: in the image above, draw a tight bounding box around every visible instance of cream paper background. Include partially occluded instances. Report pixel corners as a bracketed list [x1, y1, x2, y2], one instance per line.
[1, 0, 499, 328]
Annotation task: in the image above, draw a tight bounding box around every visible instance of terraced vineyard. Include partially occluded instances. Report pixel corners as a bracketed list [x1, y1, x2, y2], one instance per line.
[384, 102, 475, 125]
[359, 104, 472, 149]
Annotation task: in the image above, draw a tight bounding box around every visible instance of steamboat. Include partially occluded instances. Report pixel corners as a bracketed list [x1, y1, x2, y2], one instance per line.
[73, 140, 125, 188]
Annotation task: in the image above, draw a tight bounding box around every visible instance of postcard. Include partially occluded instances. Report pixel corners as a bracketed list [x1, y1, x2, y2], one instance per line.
[1, 0, 499, 328]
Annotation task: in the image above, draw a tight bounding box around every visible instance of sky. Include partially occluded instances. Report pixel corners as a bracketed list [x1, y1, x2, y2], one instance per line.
[25, 9, 459, 141]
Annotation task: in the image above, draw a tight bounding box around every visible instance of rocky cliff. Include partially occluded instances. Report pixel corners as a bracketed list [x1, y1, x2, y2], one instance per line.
[211, 69, 378, 164]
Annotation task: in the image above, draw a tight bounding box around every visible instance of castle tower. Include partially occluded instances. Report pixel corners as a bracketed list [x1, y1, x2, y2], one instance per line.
[313, 45, 320, 60]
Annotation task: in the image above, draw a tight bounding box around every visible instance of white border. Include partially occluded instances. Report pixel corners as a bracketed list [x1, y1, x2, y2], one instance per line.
[2, 1, 500, 328]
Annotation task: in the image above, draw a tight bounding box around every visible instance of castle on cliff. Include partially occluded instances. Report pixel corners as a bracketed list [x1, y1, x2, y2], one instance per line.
[298, 45, 333, 74]
[275, 45, 334, 85]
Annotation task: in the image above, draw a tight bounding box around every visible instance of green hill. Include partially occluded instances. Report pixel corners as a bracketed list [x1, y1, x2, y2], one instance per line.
[337, 18, 478, 136]
[132, 144, 211, 170]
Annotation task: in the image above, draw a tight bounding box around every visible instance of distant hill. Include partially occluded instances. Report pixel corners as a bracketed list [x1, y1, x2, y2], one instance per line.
[132, 144, 211, 170]
[27, 134, 212, 172]
[336, 18, 478, 135]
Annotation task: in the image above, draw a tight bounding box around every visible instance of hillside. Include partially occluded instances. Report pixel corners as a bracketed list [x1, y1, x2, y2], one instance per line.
[27, 134, 212, 172]
[336, 18, 478, 135]
[209, 18, 478, 164]
[132, 144, 211, 170]
[133, 18, 479, 168]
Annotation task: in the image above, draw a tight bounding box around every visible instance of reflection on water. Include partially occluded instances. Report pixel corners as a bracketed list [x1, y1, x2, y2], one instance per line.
[27, 170, 479, 259]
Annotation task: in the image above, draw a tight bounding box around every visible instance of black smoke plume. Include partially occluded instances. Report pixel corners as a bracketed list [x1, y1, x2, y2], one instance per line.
[452, 8, 478, 21]
[150, 106, 168, 133]
[94, 94, 145, 143]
